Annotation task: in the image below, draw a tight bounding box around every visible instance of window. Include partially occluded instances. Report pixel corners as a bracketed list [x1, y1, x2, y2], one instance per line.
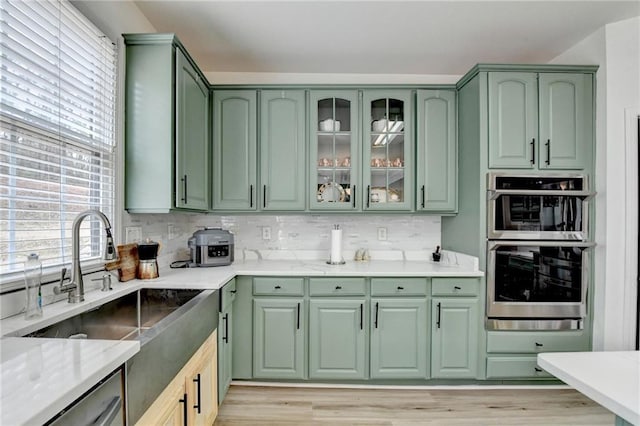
[0, 0, 117, 284]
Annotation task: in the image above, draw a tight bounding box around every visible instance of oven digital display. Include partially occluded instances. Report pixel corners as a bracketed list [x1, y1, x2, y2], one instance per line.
[207, 245, 229, 258]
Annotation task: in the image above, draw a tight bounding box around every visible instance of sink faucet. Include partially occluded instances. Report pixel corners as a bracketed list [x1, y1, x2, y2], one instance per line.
[55, 210, 117, 303]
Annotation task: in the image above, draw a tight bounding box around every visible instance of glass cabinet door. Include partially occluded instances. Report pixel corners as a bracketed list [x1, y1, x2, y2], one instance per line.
[363, 90, 413, 211]
[309, 90, 359, 210]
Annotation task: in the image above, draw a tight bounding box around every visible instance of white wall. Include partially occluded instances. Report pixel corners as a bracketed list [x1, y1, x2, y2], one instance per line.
[550, 16, 640, 350]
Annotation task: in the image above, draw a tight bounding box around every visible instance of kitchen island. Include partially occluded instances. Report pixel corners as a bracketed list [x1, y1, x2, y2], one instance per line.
[538, 351, 640, 426]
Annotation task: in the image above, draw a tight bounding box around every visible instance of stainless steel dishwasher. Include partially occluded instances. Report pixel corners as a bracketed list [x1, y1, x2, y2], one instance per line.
[45, 367, 125, 426]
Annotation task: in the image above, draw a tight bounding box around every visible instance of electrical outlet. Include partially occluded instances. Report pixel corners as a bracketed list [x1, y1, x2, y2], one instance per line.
[377, 227, 387, 241]
[125, 226, 142, 243]
[262, 226, 271, 240]
[167, 223, 175, 240]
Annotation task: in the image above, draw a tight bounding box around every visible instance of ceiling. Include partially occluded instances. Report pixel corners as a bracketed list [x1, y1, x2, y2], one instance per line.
[131, 1, 640, 75]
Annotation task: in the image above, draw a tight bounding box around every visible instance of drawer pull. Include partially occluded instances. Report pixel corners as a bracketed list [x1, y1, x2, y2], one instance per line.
[335, 285, 342, 290]
[535, 342, 543, 347]
[534, 367, 543, 373]
[454, 286, 461, 290]
[397, 286, 404, 290]
[274, 285, 281, 289]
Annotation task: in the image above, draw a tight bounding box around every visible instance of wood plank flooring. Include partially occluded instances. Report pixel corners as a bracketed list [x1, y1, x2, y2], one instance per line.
[215, 385, 614, 425]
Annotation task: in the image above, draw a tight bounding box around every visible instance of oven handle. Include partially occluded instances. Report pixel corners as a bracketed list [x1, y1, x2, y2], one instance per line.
[488, 240, 596, 250]
[487, 189, 595, 201]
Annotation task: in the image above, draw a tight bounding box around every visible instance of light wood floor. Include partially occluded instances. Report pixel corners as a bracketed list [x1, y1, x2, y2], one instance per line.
[215, 385, 614, 425]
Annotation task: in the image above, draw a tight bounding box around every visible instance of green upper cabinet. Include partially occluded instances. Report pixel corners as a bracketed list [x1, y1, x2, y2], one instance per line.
[362, 90, 413, 211]
[488, 71, 593, 170]
[538, 73, 592, 170]
[212, 90, 257, 210]
[488, 72, 538, 169]
[260, 90, 306, 211]
[123, 34, 209, 213]
[175, 50, 209, 210]
[309, 90, 360, 211]
[309, 299, 367, 379]
[416, 90, 457, 213]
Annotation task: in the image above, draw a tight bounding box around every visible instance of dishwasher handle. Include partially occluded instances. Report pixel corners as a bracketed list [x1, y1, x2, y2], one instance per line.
[90, 396, 122, 426]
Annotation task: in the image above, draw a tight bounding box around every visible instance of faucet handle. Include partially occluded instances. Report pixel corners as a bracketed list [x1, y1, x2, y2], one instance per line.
[53, 267, 75, 299]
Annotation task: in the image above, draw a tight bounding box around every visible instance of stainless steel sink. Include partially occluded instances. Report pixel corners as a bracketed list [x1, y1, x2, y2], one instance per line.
[26, 288, 204, 341]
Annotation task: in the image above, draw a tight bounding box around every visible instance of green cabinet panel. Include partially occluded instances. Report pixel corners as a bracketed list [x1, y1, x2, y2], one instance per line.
[416, 90, 457, 212]
[175, 49, 209, 210]
[309, 299, 367, 379]
[431, 298, 479, 378]
[212, 90, 257, 210]
[370, 298, 428, 379]
[487, 330, 590, 353]
[362, 90, 413, 211]
[123, 34, 210, 213]
[539, 73, 592, 170]
[309, 90, 360, 211]
[253, 298, 305, 379]
[260, 90, 306, 210]
[488, 72, 538, 169]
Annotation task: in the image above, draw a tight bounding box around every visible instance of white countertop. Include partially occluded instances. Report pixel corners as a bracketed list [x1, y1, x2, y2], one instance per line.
[538, 351, 640, 425]
[0, 337, 139, 426]
[0, 256, 482, 425]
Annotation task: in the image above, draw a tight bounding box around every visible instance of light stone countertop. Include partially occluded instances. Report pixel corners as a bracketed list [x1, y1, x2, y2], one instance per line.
[538, 351, 640, 425]
[0, 255, 482, 425]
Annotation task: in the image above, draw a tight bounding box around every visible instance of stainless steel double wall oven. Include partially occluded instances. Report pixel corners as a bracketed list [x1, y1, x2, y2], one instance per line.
[486, 173, 595, 330]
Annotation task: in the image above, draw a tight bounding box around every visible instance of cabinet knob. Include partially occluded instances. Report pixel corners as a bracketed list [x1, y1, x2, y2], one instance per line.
[335, 285, 342, 290]
[397, 286, 404, 290]
[274, 285, 281, 289]
[454, 286, 461, 290]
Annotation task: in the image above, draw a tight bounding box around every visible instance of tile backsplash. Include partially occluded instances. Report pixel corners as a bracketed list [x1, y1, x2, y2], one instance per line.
[123, 213, 442, 265]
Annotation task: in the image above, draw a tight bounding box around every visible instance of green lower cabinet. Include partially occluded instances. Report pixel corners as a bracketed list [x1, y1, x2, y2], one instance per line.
[486, 356, 552, 379]
[253, 298, 305, 379]
[370, 298, 428, 379]
[431, 298, 479, 379]
[309, 299, 367, 379]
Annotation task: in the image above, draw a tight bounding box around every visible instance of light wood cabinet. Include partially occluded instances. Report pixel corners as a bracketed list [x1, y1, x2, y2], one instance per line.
[137, 330, 218, 426]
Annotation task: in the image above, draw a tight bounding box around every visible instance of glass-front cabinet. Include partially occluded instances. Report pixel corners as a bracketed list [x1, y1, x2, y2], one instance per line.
[309, 91, 359, 210]
[363, 90, 413, 211]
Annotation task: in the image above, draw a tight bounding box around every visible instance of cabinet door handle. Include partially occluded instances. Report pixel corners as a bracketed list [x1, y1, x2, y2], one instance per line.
[374, 302, 379, 328]
[367, 185, 371, 208]
[249, 185, 254, 208]
[179, 393, 188, 426]
[360, 303, 363, 330]
[397, 286, 404, 291]
[181, 175, 188, 203]
[230, 290, 237, 294]
[535, 342, 543, 347]
[436, 302, 442, 328]
[530, 138, 535, 165]
[223, 313, 229, 343]
[545, 139, 551, 165]
[193, 373, 201, 413]
[263, 185, 267, 208]
[421, 185, 425, 208]
[352, 185, 356, 208]
[296, 302, 301, 330]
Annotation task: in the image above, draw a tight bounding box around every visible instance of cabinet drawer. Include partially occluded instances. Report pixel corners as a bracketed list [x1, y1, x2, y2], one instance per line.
[487, 331, 590, 353]
[253, 277, 304, 296]
[431, 278, 479, 297]
[370, 278, 428, 296]
[486, 356, 553, 379]
[221, 279, 237, 309]
[309, 278, 366, 296]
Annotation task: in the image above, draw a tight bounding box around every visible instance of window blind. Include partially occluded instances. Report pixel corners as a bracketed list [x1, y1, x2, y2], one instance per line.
[0, 0, 117, 283]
